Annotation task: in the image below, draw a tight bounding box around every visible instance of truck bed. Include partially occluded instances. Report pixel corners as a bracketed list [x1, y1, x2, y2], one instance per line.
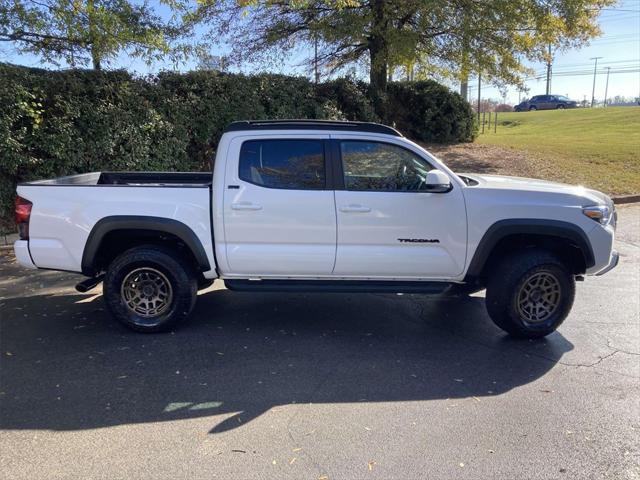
[17, 171, 216, 276]
[23, 171, 212, 187]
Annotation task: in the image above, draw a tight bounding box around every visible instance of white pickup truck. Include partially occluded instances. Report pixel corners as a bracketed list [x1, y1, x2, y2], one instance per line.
[13, 120, 618, 338]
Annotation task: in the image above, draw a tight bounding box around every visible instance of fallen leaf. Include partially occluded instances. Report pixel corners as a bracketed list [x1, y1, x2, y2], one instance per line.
[368, 461, 376, 471]
[289, 457, 296, 465]
[293, 448, 302, 452]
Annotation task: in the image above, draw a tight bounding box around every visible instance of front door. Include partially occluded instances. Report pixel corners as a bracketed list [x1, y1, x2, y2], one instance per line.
[223, 136, 336, 276]
[333, 139, 467, 279]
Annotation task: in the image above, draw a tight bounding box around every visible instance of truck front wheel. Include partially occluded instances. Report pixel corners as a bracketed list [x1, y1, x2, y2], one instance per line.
[485, 250, 575, 338]
[103, 246, 197, 332]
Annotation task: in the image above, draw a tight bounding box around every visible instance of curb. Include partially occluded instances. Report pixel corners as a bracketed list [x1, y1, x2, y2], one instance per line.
[612, 195, 640, 205]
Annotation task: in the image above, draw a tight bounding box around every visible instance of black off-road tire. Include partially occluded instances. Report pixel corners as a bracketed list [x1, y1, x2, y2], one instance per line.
[103, 245, 198, 333]
[485, 250, 575, 339]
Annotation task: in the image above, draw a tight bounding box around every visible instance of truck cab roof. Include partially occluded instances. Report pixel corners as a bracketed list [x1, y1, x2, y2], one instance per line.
[224, 120, 403, 137]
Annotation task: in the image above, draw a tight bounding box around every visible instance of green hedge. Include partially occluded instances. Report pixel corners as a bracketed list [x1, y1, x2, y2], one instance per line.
[0, 64, 475, 231]
[386, 81, 477, 144]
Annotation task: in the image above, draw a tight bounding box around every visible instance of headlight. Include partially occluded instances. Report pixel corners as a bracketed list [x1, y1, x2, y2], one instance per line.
[582, 205, 613, 226]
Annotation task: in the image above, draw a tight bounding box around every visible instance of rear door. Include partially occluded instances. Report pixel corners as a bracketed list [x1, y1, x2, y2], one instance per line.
[332, 138, 467, 279]
[538, 95, 553, 109]
[223, 135, 336, 276]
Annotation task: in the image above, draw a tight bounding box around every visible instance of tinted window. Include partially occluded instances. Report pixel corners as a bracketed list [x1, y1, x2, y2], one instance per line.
[340, 141, 433, 191]
[530, 96, 541, 102]
[239, 140, 325, 189]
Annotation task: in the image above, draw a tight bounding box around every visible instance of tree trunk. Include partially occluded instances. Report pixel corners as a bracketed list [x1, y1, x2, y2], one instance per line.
[460, 78, 468, 100]
[87, 0, 101, 70]
[92, 46, 101, 70]
[369, 0, 389, 119]
[459, 9, 470, 101]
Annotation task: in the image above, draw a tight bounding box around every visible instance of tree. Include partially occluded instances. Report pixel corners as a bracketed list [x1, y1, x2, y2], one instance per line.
[190, 0, 614, 116]
[0, 0, 188, 69]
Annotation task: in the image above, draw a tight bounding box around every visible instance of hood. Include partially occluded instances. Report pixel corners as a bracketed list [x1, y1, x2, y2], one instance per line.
[461, 173, 611, 206]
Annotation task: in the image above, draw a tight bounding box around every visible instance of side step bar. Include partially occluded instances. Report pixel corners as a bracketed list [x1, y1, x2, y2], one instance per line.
[76, 274, 105, 293]
[224, 279, 452, 294]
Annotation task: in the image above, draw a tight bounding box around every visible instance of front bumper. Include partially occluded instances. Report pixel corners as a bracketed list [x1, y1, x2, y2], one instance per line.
[13, 240, 37, 269]
[595, 250, 619, 276]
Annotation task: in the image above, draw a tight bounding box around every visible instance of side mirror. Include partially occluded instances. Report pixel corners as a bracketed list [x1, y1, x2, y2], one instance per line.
[424, 169, 452, 193]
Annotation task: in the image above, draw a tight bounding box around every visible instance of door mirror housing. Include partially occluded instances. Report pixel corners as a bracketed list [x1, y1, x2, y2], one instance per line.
[424, 169, 452, 193]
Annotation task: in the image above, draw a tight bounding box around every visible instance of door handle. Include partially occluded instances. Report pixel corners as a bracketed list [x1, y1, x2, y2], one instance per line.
[231, 202, 263, 211]
[340, 204, 371, 213]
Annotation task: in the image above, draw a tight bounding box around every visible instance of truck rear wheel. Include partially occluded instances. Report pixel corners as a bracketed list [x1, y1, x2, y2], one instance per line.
[103, 245, 197, 332]
[485, 250, 575, 338]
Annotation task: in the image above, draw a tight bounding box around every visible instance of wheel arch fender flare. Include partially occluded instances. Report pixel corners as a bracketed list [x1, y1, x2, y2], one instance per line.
[465, 219, 595, 278]
[81, 215, 211, 276]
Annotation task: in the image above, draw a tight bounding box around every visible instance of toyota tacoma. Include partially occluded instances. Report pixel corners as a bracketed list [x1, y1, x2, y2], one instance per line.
[13, 120, 618, 338]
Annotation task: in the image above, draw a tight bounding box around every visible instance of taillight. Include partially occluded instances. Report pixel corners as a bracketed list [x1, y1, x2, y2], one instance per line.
[15, 195, 32, 240]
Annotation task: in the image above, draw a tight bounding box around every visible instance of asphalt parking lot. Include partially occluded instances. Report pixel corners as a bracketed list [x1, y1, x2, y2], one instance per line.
[0, 205, 638, 480]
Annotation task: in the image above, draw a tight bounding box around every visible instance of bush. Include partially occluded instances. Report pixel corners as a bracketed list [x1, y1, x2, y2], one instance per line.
[0, 64, 476, 231]
[386, 80, 477, 143]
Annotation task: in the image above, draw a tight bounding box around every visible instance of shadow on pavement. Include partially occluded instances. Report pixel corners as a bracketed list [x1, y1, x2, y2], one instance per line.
[0, 287, 573, 433]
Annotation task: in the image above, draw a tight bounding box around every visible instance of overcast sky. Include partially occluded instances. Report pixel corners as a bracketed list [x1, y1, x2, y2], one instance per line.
[2, 0, 638, 105]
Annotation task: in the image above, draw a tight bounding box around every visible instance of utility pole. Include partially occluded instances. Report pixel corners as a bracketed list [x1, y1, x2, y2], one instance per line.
[477, 73, 481, 123]
[590, 57, 603, 107]
[545, 44, 553, 95]
[604, 67, 611, 107]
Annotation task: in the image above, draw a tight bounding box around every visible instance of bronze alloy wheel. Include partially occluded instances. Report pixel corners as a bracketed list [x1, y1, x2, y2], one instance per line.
[516, 271, 562, 325]
[121, 267, 174, 318]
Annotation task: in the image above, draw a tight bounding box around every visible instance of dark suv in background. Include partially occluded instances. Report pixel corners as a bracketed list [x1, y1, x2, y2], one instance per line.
[515, 95, 578, 111]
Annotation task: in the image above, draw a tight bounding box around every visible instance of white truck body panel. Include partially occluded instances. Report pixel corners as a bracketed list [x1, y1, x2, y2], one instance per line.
[16, 184, 216, 277]
[329, 133, 467, 279]
[221, 133, 337, 276]
[14, 125, 617, 283]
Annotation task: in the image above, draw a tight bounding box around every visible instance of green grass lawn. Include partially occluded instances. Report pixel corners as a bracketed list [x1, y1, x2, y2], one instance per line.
[477, 107, 640, 195]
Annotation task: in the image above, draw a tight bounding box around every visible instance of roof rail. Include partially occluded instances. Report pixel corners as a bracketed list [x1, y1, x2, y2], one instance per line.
[224, 119, 402, 137]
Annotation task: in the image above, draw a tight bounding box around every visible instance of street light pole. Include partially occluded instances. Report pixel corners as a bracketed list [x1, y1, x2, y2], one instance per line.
[590, 57, 602, 108]
[603, 67, 611, 107]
